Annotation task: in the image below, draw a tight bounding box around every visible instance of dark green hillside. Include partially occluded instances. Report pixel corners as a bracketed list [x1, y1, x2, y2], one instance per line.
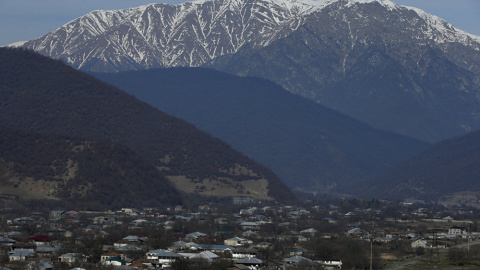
[0, 48, 294, 202]
[360, 130, 480, 201]
[0, 126, 181, 209]
[93, 68, 428, 193]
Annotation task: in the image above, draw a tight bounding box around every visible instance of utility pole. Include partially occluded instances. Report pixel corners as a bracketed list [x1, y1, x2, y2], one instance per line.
[468, 226, 470, 252]
[370, 237, 373, 270]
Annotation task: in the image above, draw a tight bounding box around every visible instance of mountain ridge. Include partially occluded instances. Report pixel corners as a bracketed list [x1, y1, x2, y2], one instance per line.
[93, 67, 429, 193]
[359, 129, 480, 204]
[14, 0, 480, 142]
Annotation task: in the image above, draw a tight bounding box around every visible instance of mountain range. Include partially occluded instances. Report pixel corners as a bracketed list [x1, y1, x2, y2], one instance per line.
[7, 0, 480, 203]
[360, 129, 480, 205]
[15, 0, 480, 142]
[93, 67, 428, 193]
[0, 47, 295, 204]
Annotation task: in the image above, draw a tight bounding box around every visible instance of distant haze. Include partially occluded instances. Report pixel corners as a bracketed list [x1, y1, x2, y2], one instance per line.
[1, 0, 479, 46]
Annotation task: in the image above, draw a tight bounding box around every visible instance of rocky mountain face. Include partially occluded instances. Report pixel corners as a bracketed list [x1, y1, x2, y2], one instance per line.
[17, 0, 480, 143]
[18, 0, 328, 72]
[208, 0, 480, 142]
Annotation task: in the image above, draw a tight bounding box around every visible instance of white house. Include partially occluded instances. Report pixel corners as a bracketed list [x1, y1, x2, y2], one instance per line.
[58, 253, 87, 264]
[411, 239, 431, 249]
[232, 247, 258, 259]
[224, 237, 252, 247]
[146, 249, 181, 267]
[448, 226, 467, 236]
[178, 251, 219, 263]
[9, 249, 35, 261]
[319, 259, 342, 269]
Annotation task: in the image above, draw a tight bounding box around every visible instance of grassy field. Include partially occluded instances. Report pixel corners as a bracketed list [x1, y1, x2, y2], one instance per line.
[167, 175, 272, 200]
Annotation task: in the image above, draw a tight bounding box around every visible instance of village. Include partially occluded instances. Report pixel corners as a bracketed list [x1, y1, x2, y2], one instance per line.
[1, 197, 479, 270]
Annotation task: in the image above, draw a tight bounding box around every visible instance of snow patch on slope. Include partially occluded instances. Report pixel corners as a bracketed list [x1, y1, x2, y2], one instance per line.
[404, 6, 480, 46]
[5, 41, 27, 48]
[344, 0, 397, 9]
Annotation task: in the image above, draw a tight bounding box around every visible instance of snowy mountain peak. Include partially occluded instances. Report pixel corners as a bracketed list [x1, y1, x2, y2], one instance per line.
[15, 0, 480, 72]
[343, 0, 397, 9]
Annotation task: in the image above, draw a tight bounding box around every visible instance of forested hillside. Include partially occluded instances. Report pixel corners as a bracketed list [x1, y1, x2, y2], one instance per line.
[0, 126, 182, 209]
[0, 48, 294, 203]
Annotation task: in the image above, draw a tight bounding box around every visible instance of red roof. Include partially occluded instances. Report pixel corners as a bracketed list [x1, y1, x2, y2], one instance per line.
[28, 235, 51, 241]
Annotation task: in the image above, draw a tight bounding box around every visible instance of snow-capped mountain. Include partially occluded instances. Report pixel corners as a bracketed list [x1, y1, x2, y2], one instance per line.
[18, 0, 329, 71]
[206, 0, 480, 142]
[17, 0, 480, 142]
[16, 0, 480, 73]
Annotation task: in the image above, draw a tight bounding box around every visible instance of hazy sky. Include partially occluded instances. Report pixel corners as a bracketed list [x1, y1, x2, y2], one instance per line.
[1, 0, 479, 46]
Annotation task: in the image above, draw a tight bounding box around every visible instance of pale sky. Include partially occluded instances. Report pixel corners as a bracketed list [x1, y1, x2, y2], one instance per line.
[0, 0, 479, 46]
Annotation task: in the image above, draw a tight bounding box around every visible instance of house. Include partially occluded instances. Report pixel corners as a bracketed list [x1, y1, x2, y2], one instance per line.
[191, 244, 235, 253]
[240, 222, 260, 231]
[239, 209, 253, 215]
[411, 239, 431, 249]
[123, 235, 145, 243]
[101, 251, 121, 262]
[0, 237, 16, 247]
[114, 240, 131, 248]
[233, 197, 254, 205]
[9, 249, 35, 261]
[185, 231, 207, 240]
[12, 242, 36, 252]
[323, 217, 336, 224]
[178, 251, 219, 263]
[36, 246, 61, 256]
[448, 226, 466, 236]
[232, 247, 258, 259]
[224, 237, 251, 247]
[405, 233, 418, 239]
[103, 256, 127, 266]
[93, 216, 116, 224]
[284, 255, 319, 266]
[49, 210, 64, 219]
[242, 230, 257, 237]
[235, 257, 263, 270]
[300, 228, 318, 237]
[116, 244, 143, 252]
[130, 219, 148, 226]
[146, 249, 181, 266]
[25, 260, 54, 270]
[168, 241, 198, 251]
[28, 235, 51, 246]
[288, 247, 311, 256]
[121, 208, 140, 215]
[130, 258, 160, 268]
[58, 253, 88, 264]
[319, 259, 343, 269]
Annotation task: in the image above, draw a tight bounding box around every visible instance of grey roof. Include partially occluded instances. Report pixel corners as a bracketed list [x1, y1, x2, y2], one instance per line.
[236, 257, 263, 264]
[193, 244, 235, 251]
[9, 249, 35, 257]
[116, 244, 142, 251]
[284, 255, 318, 265]
[36, 246, 61, 253]
[0, 237, 16, 243]
[147, 249, 180, 257]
